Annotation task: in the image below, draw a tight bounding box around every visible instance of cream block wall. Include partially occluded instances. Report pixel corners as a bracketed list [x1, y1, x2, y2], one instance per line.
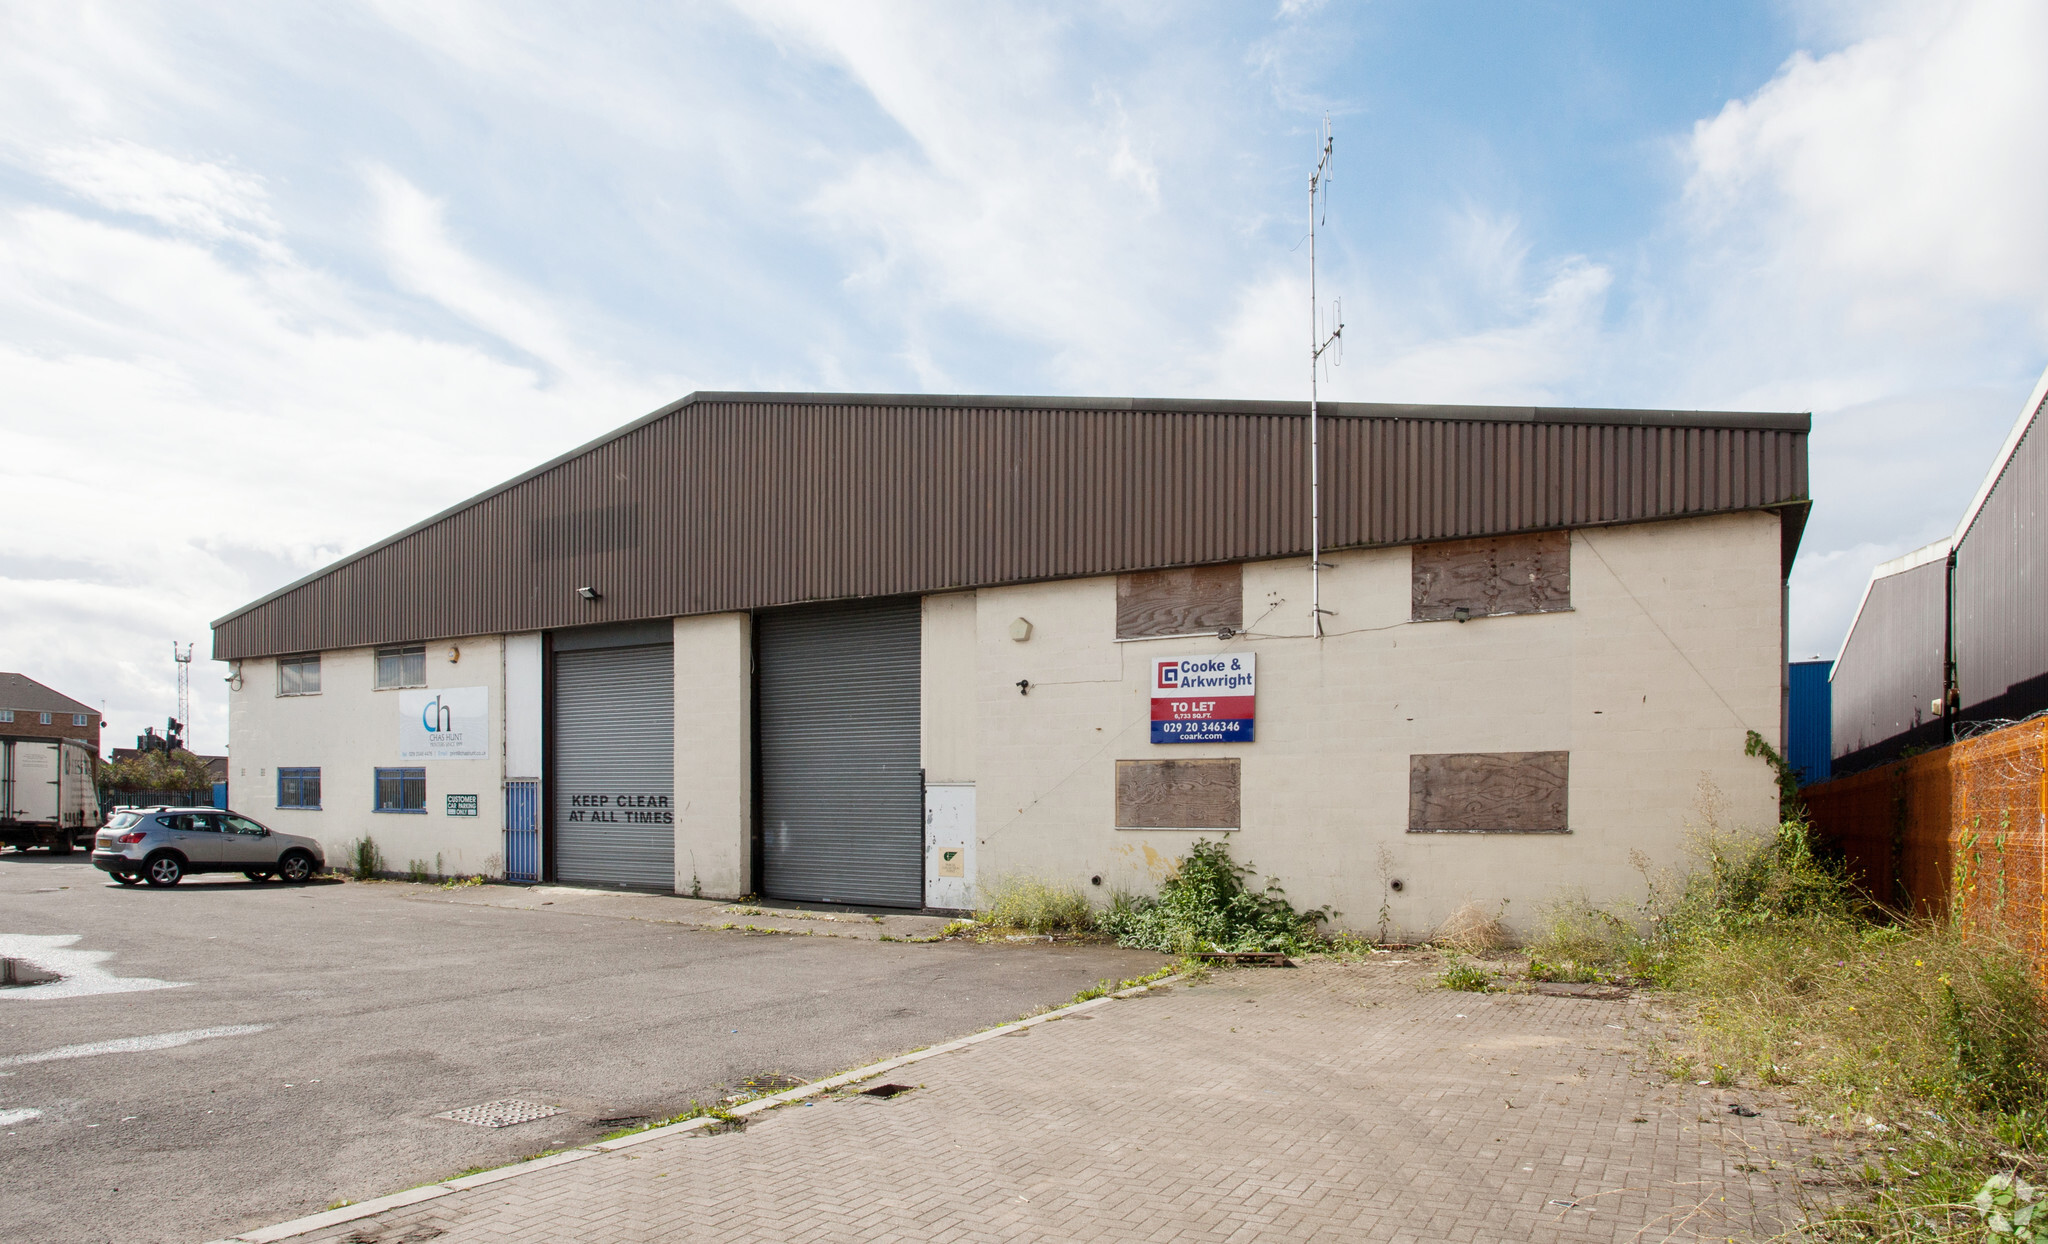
[673, 613, 752, 898]
[956, 512, 1784, 937]
[226, 635, 507, 876]
[921, 593, 979, 783]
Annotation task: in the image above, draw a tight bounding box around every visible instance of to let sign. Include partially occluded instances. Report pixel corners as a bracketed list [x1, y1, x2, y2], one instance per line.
[1151, 654, 1256, 744]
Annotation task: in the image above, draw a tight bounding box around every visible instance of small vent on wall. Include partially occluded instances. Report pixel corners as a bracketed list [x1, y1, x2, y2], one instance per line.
[530, 504, 642, 561]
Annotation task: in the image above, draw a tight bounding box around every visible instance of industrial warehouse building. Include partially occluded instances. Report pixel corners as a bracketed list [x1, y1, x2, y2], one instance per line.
[1830, 364, 2048, 773]
[214, 392, 1809, 933]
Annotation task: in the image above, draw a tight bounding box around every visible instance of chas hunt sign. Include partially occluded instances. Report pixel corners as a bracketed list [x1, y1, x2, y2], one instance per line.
[1151, 653, 1255, 744]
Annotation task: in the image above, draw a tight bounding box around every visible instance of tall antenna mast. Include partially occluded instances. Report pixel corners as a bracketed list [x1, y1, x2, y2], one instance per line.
[172, 641, 193, 749]
[1308, 115, 1343, 638]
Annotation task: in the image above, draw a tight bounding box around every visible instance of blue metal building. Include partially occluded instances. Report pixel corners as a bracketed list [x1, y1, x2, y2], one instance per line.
[1788, 659, 1832, 785]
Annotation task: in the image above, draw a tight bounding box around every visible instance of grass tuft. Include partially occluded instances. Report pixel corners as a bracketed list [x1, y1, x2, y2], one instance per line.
[1614, 804, 2048, 1240]
[975, 875, 1095, 934]
[1438, 957, 1493, 992]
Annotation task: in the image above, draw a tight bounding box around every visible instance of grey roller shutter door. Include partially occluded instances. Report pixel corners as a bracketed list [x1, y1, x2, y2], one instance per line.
[757, 599, 922, 908]
[553, 643, 674, 890]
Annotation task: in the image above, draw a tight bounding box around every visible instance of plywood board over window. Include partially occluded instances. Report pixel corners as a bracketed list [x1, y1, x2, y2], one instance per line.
[1116, 758, 1240, 829]
[1117, 564, 1242, 639]
[1409, 751, 1568, 833]
[1412, 531, 1570, 622]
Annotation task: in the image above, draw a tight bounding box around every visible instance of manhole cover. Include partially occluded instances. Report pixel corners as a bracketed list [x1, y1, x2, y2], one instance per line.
[1532, 981, 1632, 1000]
[433, 1099, 565, 1128]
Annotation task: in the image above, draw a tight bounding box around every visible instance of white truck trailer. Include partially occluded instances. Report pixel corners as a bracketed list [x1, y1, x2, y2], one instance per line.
[1, 738, 101, 852]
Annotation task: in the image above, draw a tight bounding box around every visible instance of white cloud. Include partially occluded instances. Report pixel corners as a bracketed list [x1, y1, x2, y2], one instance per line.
[0, 164, 670, 754]
[1675, 0, 2048, 403]
[1661, 0, 2048, 655]
[38, 140, 281, 253]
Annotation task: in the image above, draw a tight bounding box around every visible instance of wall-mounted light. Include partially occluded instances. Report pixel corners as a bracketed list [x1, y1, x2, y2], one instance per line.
[1215, 625, 1236, 640]
[577, 586, 602, 602]
[1452, 606, 1472, 623]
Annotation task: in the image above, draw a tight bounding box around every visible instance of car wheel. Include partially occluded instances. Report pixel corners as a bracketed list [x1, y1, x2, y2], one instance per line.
[244, 871, 273, 883]
[277, 852, 315, 884]
[114, 872, 141, 886]
[143, 854, 184, 887]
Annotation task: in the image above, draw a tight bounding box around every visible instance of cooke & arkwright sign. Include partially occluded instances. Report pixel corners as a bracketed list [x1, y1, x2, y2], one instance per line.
[1150, 654, 1256, 744]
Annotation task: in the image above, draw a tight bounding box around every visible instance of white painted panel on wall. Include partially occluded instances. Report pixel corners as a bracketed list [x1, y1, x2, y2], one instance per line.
[505, 633, 543, 779]
[924, 782, 975, 911]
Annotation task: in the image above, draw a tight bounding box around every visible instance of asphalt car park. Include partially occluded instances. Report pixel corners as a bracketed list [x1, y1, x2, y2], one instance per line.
[0, 851, 1166, 1244]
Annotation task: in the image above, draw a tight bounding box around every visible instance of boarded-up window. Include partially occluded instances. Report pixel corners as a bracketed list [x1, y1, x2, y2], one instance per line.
[1408, 752, 1568, 833]
[1116, 759, 1240, 829]
[1411, 531, 1569, 622]
[1117, 564, 1243, 639]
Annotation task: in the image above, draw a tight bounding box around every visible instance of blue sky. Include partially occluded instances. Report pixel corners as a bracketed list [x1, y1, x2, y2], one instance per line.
[3, 1, 2045, 753]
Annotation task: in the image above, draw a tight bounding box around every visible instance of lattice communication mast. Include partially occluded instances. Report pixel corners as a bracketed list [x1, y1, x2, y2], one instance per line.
[172, 641, 193, 751]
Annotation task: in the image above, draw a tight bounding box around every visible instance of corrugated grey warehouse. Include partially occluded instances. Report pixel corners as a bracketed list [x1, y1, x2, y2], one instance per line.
[1831, 368, 2048, 773]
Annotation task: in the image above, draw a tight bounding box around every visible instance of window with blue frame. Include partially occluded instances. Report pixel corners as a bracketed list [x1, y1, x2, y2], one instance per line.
[374, 767, 426, 813]
[277, 767, 321, 809]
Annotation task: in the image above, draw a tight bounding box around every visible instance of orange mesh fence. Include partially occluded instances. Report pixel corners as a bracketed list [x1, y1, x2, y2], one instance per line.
[1803, 717, 2048, 980]
[1802, 750, 1951, 920]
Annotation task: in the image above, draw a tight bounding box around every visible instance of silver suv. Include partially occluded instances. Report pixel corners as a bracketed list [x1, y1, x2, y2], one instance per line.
[91, 808, 327, 887]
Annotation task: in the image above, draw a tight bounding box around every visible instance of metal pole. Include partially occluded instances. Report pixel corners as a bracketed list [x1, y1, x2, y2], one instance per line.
[1310, 138, 1321, 638]
[1307, 121, 1340, 639]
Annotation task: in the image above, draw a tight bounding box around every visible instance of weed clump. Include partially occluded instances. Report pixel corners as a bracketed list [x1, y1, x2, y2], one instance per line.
[1438, 958, 1493, 992]
[347, 835, 384, 881]
[976, 875, 1094, 935]
[1096, 838, 1329, 955]
[1435, 902, 1510, 954]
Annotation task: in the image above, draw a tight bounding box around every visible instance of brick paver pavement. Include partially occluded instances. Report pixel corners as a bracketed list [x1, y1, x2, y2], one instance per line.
[270, 957, 1815, 1243]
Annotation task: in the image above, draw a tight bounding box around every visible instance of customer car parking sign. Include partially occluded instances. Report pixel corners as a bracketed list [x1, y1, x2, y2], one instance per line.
[1151, 654, 1255, 744]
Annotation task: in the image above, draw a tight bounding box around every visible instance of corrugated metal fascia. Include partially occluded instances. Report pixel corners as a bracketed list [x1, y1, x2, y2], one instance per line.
[213, 398, 1810, 660]
[213, 392, 1813, 640]
[1954, 397, 2047, 719]
[1954, 364, 2048, 547]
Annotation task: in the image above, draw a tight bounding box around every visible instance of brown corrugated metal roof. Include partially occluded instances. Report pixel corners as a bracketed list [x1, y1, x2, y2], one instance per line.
[212, 391, 1811, 660]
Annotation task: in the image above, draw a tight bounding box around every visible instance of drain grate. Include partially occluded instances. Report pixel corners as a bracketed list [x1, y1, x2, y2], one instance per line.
[433, 1099, 565, 1128]
[740, 1072, 806, 1093]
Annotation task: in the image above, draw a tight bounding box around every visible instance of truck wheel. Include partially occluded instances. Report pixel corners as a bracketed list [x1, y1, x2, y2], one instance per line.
[278, 852, 315, 884]
[143, 854, 184, 887]
[50, 839, 74, 856]
[114, 873, 141, 886]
